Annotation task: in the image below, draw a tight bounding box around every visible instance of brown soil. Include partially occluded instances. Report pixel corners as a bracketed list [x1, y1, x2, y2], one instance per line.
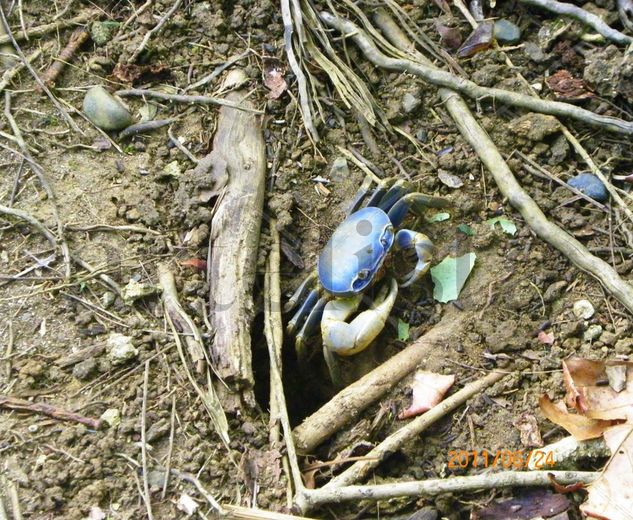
[0, 1, 632, 519]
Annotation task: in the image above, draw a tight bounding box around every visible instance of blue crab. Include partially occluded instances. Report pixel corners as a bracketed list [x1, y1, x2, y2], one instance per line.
[285, 179, 449, 385]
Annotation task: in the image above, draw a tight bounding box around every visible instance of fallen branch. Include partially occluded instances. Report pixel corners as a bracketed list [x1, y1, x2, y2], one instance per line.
[203, 69, 266, 410]
[158, 264, 230, 446]
[0, 6, 82, 135]
[264, 219, 305, 495]
[0, 10, 96, 45]
[322, 370, 507, 488]
[293, 305, 469, 453]
[281, 0, 319, 142]
[128, 0, 183, 63]
[115, 88, 263, 114]
[297, 471, 599, 509]
[319, 12, 633, 136]
[0, 394, 102, 430]
[519, 0, 633, 45]
[37, 27, 89, 91]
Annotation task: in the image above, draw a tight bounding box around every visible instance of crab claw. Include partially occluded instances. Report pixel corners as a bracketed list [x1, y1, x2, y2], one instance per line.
[395, 229, 434, 287]
[322, 278, 398, 357]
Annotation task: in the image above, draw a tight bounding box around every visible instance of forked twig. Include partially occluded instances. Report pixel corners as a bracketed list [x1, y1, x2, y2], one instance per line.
[319, 12, 633, 136]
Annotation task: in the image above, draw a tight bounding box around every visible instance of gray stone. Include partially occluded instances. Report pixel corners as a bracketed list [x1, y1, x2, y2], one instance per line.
[100, 408, 120, 428]
[329, 157, 349, 182]
[402, 91, 422, 114]
[493, 19, 521, 44]
[107, 333, 138, 365]
[615, 337, 633, 355]
[121, 279, 160, 305]
[573, 299, 595, 320]
[83, 86, 133, 131]
[72, 358, 97, 380]
[583, 324, 603, 342]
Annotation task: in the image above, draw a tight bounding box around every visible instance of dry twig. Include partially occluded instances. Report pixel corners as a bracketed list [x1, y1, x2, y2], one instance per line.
[298, 471, 598, 509]
[37, 28, 89, 91]
[115, 88, 263, 113]
[520, 0, 633, 45]
[322, 371, 507, 488]
[0, 394, 102, 429]
[128, 0, 184, 63]
[293, 306, 470, 453]
[0, 10, 96, 45]
[140, 361, 154, 520]
[320, 12, 633, 136]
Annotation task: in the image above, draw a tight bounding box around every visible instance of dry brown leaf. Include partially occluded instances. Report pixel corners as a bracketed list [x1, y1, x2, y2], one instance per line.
[539, 395, 622, 441]
[538, 330, 555, 345]
[581, 424, 633, 519]
[263, 66, 287, 100]
[457, 22, 494, 58]
[436, 23, 462, 49]
[399, 371, 455, 419]
[513, 412, 544, 447]
[546, 69, 593, 100]
[563, 358, 633, 421]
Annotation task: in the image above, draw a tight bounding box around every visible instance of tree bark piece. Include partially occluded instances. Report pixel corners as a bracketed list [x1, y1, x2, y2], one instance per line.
[206, 70, 266, 408]
[292, 307, 467, 453]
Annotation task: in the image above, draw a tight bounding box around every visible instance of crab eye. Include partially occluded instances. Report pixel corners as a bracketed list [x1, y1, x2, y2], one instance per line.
[380, 227, 394, 248]
[357, 268, 370, 280]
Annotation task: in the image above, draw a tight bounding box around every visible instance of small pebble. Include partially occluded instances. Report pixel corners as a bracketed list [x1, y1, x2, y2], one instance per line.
[493, 19, 522, 44]
[583, 324, 603, 342]
[100, 408, 121, 428]
[568, 173, 608, 202]
[573, 299, 595, 320]
[107, 332, 138, 365]
[83, 86, 133, 131]
[402, 92, 422, 113]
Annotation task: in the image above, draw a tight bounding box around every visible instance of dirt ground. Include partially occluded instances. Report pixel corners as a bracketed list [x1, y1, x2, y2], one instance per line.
[0, 0, 632, 518]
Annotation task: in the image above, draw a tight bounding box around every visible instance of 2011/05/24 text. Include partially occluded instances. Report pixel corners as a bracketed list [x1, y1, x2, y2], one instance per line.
[447, 449, 555, 469]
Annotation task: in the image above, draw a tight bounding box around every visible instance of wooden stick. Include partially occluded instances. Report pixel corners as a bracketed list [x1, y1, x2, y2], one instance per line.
[322, 370, 507, 488]
[140, 361, 154, 520]
[0, 10, 97, 45]
[37, 27, 89, 91]
[298, 471, 599, 508]
[115, 88, 263, 114]
[128, 0, 183, 63]
[0, 394, 101, 429]
[319, 12, 633, 136]
[520, 0, 633, 44]
[292, 306, 469, 453]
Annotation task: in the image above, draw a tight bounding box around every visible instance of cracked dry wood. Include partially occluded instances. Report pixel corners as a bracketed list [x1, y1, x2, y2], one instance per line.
[205, 70, 265, 410]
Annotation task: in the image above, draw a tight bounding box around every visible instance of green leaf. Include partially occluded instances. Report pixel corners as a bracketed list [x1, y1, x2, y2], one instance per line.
[486, 216, 517, 236]
[457, 223, 475, 236]
[431, 252, 476, 303]
[428, 212, 450, 223]
[397, 319, 410, 341]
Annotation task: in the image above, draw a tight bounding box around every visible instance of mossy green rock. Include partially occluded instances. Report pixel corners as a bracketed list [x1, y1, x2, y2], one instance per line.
[83, 86, 133, 131]
[90, 21, 112, 46]
[493, 19, 522, 44]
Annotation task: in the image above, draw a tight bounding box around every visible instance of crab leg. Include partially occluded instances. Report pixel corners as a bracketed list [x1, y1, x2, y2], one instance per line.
[284, 271, 317, 313]
[388, 193, 450, 227]
[322, 278, 398, 357]
[296, 294, 331, 364]
[287, 288, 319, 336]
[395, 229, 434, 287]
